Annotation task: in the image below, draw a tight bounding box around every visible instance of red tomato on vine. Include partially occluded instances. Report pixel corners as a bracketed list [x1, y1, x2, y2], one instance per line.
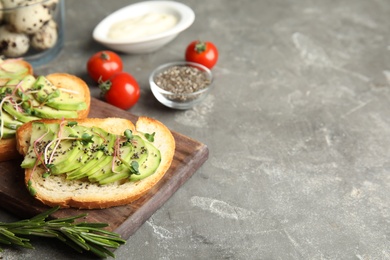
[99, 72, 140, 110]
[185, 41, 218, 69]
[87, 50, 123, 82]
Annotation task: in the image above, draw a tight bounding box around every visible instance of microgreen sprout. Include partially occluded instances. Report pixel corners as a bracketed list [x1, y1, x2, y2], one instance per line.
[130, 161, 140, 174]
[81, 133, 93, 145]
[124, 129, 133, 140]
[120, 159, 140, 175]
[144, 132, 155, 142]
[67, 121, 78, 127]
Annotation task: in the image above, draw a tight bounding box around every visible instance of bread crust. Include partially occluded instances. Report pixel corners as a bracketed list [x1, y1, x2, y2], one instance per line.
[0, 138, 19, 161]
[1, 73, 91, 161]
[16, 117, 175, 209]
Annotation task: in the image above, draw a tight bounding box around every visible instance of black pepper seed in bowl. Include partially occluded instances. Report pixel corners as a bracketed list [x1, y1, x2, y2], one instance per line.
[150, 61, 213, 109]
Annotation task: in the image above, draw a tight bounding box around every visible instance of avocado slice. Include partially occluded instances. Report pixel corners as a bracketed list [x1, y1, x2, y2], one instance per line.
[66, 128, 116, 180]
[33, 76, 87, 111]
[88, 135, 144, 183]
[1, 75, 87, 141]
[130, 141, 161, 181]
[21, 122, 58, 169]
[32, 105, 79, 119]
[86, 136, 137, 184]
[0, 59, 29, 81]
[96, 136, 150, 184]
[87, 136, 139, 183]
[1, 74, 35, 90]
[1, 110, 23, 130]
[2, 92, 78, 122]
[98, 137, 161, 184]
[0, 68, 28, 81]
[3, 103, 39, 123]
[49, 124, 100, 176]
[1, 75, 40, 123]
[97, 169, 129, 185]
[45, 124, 84, 175]
[0, 125, 16, 138]
[87, 160, 115, 183]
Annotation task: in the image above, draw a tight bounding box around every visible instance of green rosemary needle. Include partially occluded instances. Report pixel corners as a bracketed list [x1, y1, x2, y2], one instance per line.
[0, 206, 126, 258]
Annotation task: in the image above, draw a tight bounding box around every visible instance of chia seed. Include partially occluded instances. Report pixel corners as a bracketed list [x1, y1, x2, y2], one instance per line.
[155, 65, 210, 102]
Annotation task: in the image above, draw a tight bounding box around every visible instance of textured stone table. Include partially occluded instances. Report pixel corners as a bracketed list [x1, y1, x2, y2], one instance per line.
[1, 0, 390, 259]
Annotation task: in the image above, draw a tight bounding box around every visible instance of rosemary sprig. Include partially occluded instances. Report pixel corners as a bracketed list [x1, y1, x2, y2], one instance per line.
[0, 206, 126, 258]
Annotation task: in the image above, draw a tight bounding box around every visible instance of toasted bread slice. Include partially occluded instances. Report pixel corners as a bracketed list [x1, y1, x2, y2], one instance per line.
[16, 117, 175, 209]
[0, 73, 90, 161]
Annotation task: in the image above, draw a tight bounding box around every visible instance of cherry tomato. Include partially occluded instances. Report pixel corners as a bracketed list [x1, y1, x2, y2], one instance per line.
[87, 50, 123, 82]
[99, 72, 140, 110]
[185, 41, 218, 69]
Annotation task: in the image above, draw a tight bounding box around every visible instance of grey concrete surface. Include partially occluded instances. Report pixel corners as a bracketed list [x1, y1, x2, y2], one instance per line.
[1, 0, 390, 259]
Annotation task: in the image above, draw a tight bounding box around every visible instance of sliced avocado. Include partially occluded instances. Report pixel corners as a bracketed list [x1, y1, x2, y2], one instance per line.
[87, 135, 141, 183]
[1, 75, 81, 122]
[66, 128, 116, 180]
[86, 135, 137, 183]
[50, 124, 98, 175]
[98, 170, 130, 185]
[20, 121, 163, 186]
[7, 75, 35, 88]
[21, 122, 58, 169]
[32, 105, 79, 119]
[88, 160, 115, 183]
[0, 125, 16, 138]
[1, 75, 39, 124]
[130, 141, 161, 181]
[95, 142, 135, 184]
[3, 103, 39, 123]
[96, 136, 149, 184]
[1, 110, 23, 130]
[1, 75, 36, 94]
[0, 68, 28, 80]
[33, 76, 87, 111]
[87, 137, 136, 183]
[98, 136, 160, 184]
[2, 75, 36, 109]
[45, 124, 83, 175]
[0, 60, 29, 80]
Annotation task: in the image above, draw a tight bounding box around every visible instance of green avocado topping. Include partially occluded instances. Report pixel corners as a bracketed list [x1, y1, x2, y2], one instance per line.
[0, 75, 87, 140]
[21, 121, 161, 186]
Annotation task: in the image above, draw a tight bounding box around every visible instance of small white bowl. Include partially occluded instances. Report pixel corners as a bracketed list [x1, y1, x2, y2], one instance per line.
[150, 61, 213, 109]
[93, 1, 195, 54]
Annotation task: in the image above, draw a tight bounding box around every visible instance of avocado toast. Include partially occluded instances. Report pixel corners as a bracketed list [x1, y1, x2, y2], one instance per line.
[0, 72, 91, 161]
[15, 117, 175, 209]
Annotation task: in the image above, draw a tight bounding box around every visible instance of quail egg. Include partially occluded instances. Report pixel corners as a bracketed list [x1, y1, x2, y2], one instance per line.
[0, 1, 3, 22]
[2, 0, 26, 8]
[31, 19, 58, 50]
[9, 1, 52, 34]
[0, 25, 30, 57]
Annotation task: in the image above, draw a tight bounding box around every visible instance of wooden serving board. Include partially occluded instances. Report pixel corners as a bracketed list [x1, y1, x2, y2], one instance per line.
[0, 98, 209, 239]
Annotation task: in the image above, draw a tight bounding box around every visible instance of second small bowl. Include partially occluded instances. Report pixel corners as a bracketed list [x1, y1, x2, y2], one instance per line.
[150, 61, 213, 109]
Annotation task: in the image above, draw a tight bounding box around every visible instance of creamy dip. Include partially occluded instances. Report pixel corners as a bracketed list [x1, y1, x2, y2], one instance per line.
[108, 12, 178, 40]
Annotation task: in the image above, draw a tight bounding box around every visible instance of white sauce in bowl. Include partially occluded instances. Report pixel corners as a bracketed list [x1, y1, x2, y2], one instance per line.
[108, 12, 178, 40]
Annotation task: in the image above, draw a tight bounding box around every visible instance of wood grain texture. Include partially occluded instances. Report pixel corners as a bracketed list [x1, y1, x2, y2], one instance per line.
[0, 98, 209, 239]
